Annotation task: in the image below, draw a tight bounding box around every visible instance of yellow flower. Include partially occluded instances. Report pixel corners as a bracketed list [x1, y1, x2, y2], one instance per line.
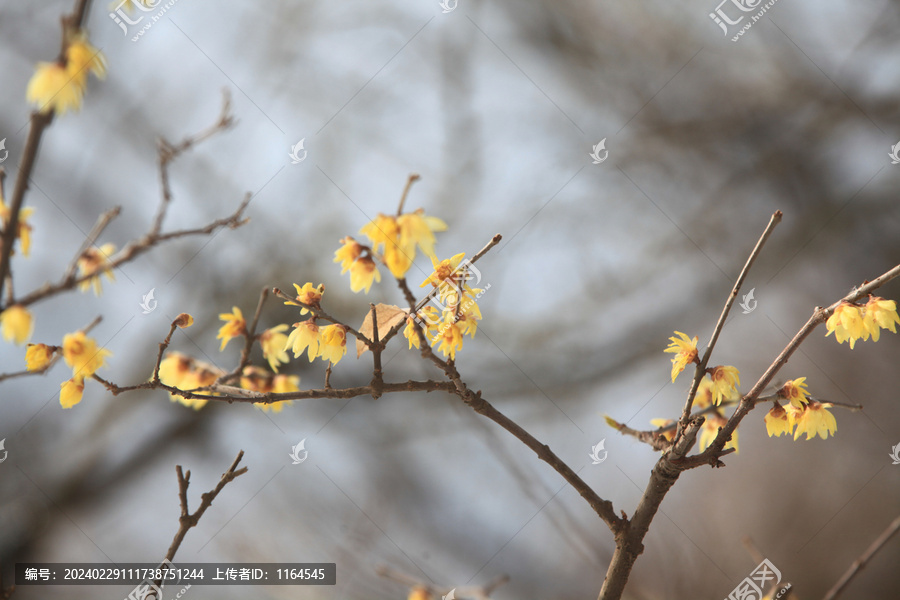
[778, 377, 809, 409]
[420, 252, 466, 289]
[1, 305, 33, 345]
[27, 61, 83, 116]
[256, 374, 299, 413]
[793, 400, 837, 440]
[650, 418, 676, 442]
[694, 377, 714, 409]
[285, 320, 320, 361]
[432, 321, 464, 360]
[260, 325, 290, 372]
[333, 236, 363, 273]
[60, 378, 85, 409]
[698, 413, 738, 453]
[348, 256, 381, 294]
[174, 313, 194, 328]
[240, 366, 270, 392]
[825, 302, 868, 348]
[157, 352, 217, 409]
[26, 33, 106, 116]
[404, 315, 423, 349]
[217, 306, 246, 351]
[863, 296, 900, 342]
[397, 208, 447, 259]
[764, 403, 793, 437]
[77, 243, 116, 296]
[284, 282, 324, 315]
[360, 211, 447, 279]
[26, 343, 57, 371]
[407, 586, 432, 600]
[664, 331, 698, 383]
[62, 331, 111, 379]
[318, 324, 347, 365]
[709, 365, 740, 405]
[158, 352, 193, 388]
[0, 195, 34, 257]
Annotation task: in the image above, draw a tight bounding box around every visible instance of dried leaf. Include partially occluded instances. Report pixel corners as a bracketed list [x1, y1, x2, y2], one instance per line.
[356, 304, 407, 357]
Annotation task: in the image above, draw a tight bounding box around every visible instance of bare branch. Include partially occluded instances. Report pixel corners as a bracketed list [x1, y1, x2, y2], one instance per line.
[822, 514, 900, 600]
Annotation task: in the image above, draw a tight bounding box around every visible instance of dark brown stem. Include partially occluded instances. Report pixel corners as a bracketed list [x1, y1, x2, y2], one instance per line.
[822, 514, 900, 600]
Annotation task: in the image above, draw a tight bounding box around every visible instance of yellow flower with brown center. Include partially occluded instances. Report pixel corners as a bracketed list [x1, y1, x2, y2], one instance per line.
[764, 403, 792, 437]
[0, 194, 34, 257]
[334, 237, 363, 273]
[1, 305, 33, 345]
[60, 378, 85, 409]
[360, 210, 447, 279]
[62, 330, 111, 379]
[432, 320, 464, 360]
[792, 400, 837, 440]
[284, 282, 324, 315]
[397, 209, 447, 259]
[694, 377, 715, 409]
[77, 243, 116, 296]
[318, 324, 347, 365]
[698, 413, 738, 453]
[349, 256, 381, 294]
[259, 325, 290, 372]
[663, 331, 698, 383]
[285, 320, 320, 361]
[157, 352, 219, 409]
[708, 365, 740, 405]
[27, 32, 106, 116]
[26, 343, 57, 371]
[862, 296, 900, 342]
[217, 306, 246, 351]
[778, 377, 809, 408]
[825, 302, 868, 348]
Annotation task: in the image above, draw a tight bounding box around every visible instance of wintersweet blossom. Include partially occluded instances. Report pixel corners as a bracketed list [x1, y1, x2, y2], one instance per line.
[862, 296, 900, 342]
[664, 331, 698, 382]
[1, 305, 33, 345]
[792, 400, 837, 440]
[708, 365, 740, 405]
[25, 343, 57, 371]
[285, 320, 320, 362]
[698, 414, 738, 453]
[259, 325, 290, 372]
[359, 210, 446, 279]
[77, 243, 116, 296]
[318, 324, 347, 365]
[778, 377, 809, 408]
[284, 282, 324, 315]
[764, 403, 792, 437]
[825, 302, 867, 348]
[60, 378, 85, 409]
[217, 306, 246, 351]
[62, 331, 111, 379]
[0, 194, 33, 257]
[27, 33, 106, 116]
[432, 321, 464, 360]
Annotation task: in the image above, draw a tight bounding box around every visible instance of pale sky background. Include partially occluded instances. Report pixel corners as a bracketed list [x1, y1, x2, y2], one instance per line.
[1, 1, 899, 599]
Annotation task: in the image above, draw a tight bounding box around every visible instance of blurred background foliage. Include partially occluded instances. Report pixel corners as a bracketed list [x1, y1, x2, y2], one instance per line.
[1, 0, 899, 598]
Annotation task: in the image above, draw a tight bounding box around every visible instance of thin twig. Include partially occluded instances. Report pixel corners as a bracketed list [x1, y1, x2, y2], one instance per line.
[676, 210, 782, 443]
[822, 514, 900, 600]
[396, 173, 420, 215]
[218, 286, 268, 384]
[163, 451, 248, 563]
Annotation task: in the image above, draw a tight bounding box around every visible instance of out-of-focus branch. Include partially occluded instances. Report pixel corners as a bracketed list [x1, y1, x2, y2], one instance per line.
[218, 286, 268, 384]
[164, 451, 248, 562]
[822, 514, 900, 600]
